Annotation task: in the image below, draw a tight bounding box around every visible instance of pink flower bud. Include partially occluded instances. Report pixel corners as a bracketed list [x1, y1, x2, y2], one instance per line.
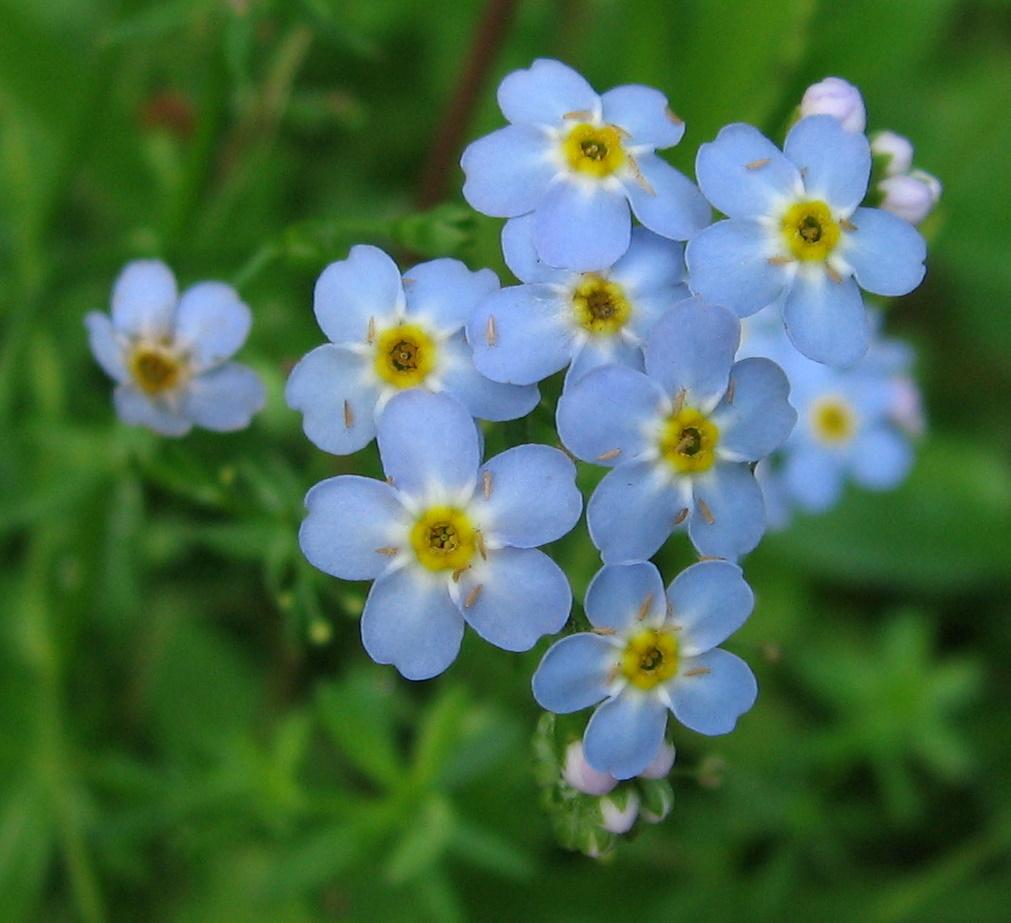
[878, 172, 940, 225]
[638, 742, 676, 779]
[562, 741, 617, 796]
[800, 77, 866, 133]
[600, 792, 639, 834]
[871, 131, 914, 176]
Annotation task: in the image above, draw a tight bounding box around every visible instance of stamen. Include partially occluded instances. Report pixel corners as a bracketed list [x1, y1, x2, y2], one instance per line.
[402, 276, 415, 286]
[682, 667, 712, 678]
[563, 109, 594, 121]
[343, 399, 354, 430]
[464, 584, 483, 609]
[696, 497, 716, 525]
[596, 447, 622, 462]
[627, 155, 655, 194]
[839, 217, 858, 231]
[767, 255, 794, 265]
[725, 379, 736, 405]
[745, 158, 769, 170]
[485, 314, 497, 347]
[665, 106, 683, 125]
[367, 316, 376, 344]
[697, 554, 724, 562]
[385, 475, 396, 486]
[825, 264, 843, 284]
[672, 389, 686, 415]
[452, 566, 470, 582]
[475, 530, 487, 560]
[673, 507, 689, 525]
[482, 470, 493, 499]
[592, 626, 617, 636]
[375, 546, 399, 557]
[636, 593, 654, 621]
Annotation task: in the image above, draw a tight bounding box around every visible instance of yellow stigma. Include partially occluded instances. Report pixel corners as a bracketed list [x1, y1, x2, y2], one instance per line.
[810, 396, 856, 444]
[780, 200, 841, 262]
[409, 506, 476, 572]
[128, 344, 183, 395]
[562, 123, 627, 178]
[621, 628, 679, 690]
[572, 274, 632, 336]
[374, 323, 437, 388]
[659, 406, 720, 474]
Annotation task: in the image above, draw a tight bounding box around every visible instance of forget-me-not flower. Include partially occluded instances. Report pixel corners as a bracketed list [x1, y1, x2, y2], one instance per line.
[85, 260, 265, 436]
[533, 561, 757, 779]
[557, 298, 796, 561]
[686, 115, 926, 367]
[286, 245, 538, 455]
[461, 58, 710, 271]
[298, 390, 582, 680]
[467, 215, 689, 388]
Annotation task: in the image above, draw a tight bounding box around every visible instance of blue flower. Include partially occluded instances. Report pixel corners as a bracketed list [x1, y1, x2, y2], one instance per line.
[85, 260, 265, 436]
[532, 561, 757, 779]
[461, 58, 710, 271]
[286, 246, 538, 455]
[467, 216, 689, 388]
[298, 390, 582, 679]
[557, 297, 796, 561]
[685, 115, 926, 367]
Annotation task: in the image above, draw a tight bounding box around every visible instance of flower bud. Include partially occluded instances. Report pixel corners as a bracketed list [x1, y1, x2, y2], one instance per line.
[889, 377, 925, 437]
[562, 741, 617, 796]
[878, 172, 941, 225]
[871, 131, 914, 176]
[638, 778, 675, 824]
[599, 790, 639, 834]
[800, 77, 866, 133]
[638, 741, 676, 779]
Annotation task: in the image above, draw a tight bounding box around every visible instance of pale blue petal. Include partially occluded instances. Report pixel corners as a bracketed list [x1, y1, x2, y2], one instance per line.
[689, 462, 765, 558]
[461, 126, 557, 217]
[113, 385, 190, 436]
[174, 281, 251, 370]
[783, 446, 844, 512]
[85, 312, 127, 382]
[850, 427, 912, 490]
[182, 363, 265, 431]
[782, 273, 869, 367]
[600, 84, 684, 148]
[711, 358, 797, 461]
[584, 562, 666, 632]
[784, 115, 870, 213]
[111, 259, 178, 337]
[584, 693, 669, 779]
[497, 58, 599, 126]
[403, 259, 499, 332]
[610, 227, 686, 298]
[564, 337, 643, 388]
[666, 561, 753, 656]
[843, 207, 926, 296]
[622, 153, 710, 241]
[532, 633, 615, 713]
[501, 215, 570, 284]
[534, 179, 631, 271]
[625, 284, 691, 342]
[314, 245, 403, 346]
[668, 648, 757, 735]
[438, 332, 540, 421]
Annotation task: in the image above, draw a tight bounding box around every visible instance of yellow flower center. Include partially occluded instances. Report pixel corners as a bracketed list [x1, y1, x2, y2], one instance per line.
[128, 344, 183, 395]
[810, 396, 856, 444]
[562, 123, 627, 178]
[409, 506, 476, 572]
[780, 200, 841, 262]
[621, 628, 680, 690]
[572, 275, 632, 336]
[659, 406, 720, 474]
[374, 323, 437, 388]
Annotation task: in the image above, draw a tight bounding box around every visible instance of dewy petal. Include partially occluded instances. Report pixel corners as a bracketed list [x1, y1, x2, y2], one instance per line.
[497, 58, 599, 126]
[783, 446, 845, 512]
[285, 345, 381, 456]
[455, 547, 571, 651]
[644, 297, 740, 409]
[622, 153, 710, 241]
[403, 259, 499, 333]
[600, 84, 685, 148]
[668, 648, 757, 735]
[532, 633, 616, 713]
[500, 215, 570, 284]
[711, 358, 797, 462]
[438, 332, 540, 421]
[784, 115, 870, 213]
[609, 227, 686, 299]
[565, 337, 643, 388]
[850, 426, 912, 490]
[85, 312, 127, 382]
[467, 284, 573, 385]
[534, 179, 631, 272]
[588, 462, 682, 564]
[314, 245, 404, 346]
[113, 385, 191, 436]
[182, 363, 265, 431]
[476, 444, 582, 548]
[174, 282, 252, 371]
[689, 462, 766, 558]
[782, 272, 869, 367]
[584, 561, 666, 632]
[376, 390, 480, 499]
[685, 219, 789, 318]
[461, 125, 557, 217]
[695, 123, 801, 220]
[361, 569, 464, 680]
[299, 475, 407, 580]
[666, 561, 754, 657]
[111, 259, 178, 337]
[556, 365, 665, 464]
[583, 693, 669, 779]
[842, 207, 926, 296]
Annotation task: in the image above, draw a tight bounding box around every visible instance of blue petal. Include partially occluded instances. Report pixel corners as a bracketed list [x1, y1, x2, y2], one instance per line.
[784, 115, 870, 213]
[403, 259, 499, 333]
[85, 312, 127, 382]
[476, 444, 582, 547]
[461, 126, 557, 217]
[376, 391, 481, 499]
[467, 284, 573, 385]
[438, 331, 540, 421]
[689, 462, 765, 558]
[685, 219, 789, 318]
[667, 648, 757, 735]
[584, 562, 666, 632]
[455, 547, 571, 651]
[111, 259, 178, 337]
[782, 272, 869, 367]
[500, 215, 570, 284]
[113, 385, 190, 436]
[285, 345, 380, 455]
[564, 337, 643, 388]
[600, 85, 684, 148]
[182, 363, 265, 431]
[695, 123, 801, 220]
[174, 281, 251, 371]
[556, 365, 665, 464]
[622, 154, 710, 241]
[711, 358, 797, 461]
[843, 207, 926, 296]
[532, 633, 615, 713]
[497, 58, 599, 126]
[587, 462, 682, 564]
[610, 226, 686, 299]
[299, 476, 407, 580]
[534, 179, 631, 271]
[783, 446, 844, 512]
[850, 426, 912, 490]
[666, 561, 753, 656]
[361, 569, 464, 680]
[643, 297, 740, 410]
[583, 693, 669, 779]
[314, 245, 403, 346]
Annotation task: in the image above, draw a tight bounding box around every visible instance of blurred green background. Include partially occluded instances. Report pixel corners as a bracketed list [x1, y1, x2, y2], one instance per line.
[1, 0, 1010, 920]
